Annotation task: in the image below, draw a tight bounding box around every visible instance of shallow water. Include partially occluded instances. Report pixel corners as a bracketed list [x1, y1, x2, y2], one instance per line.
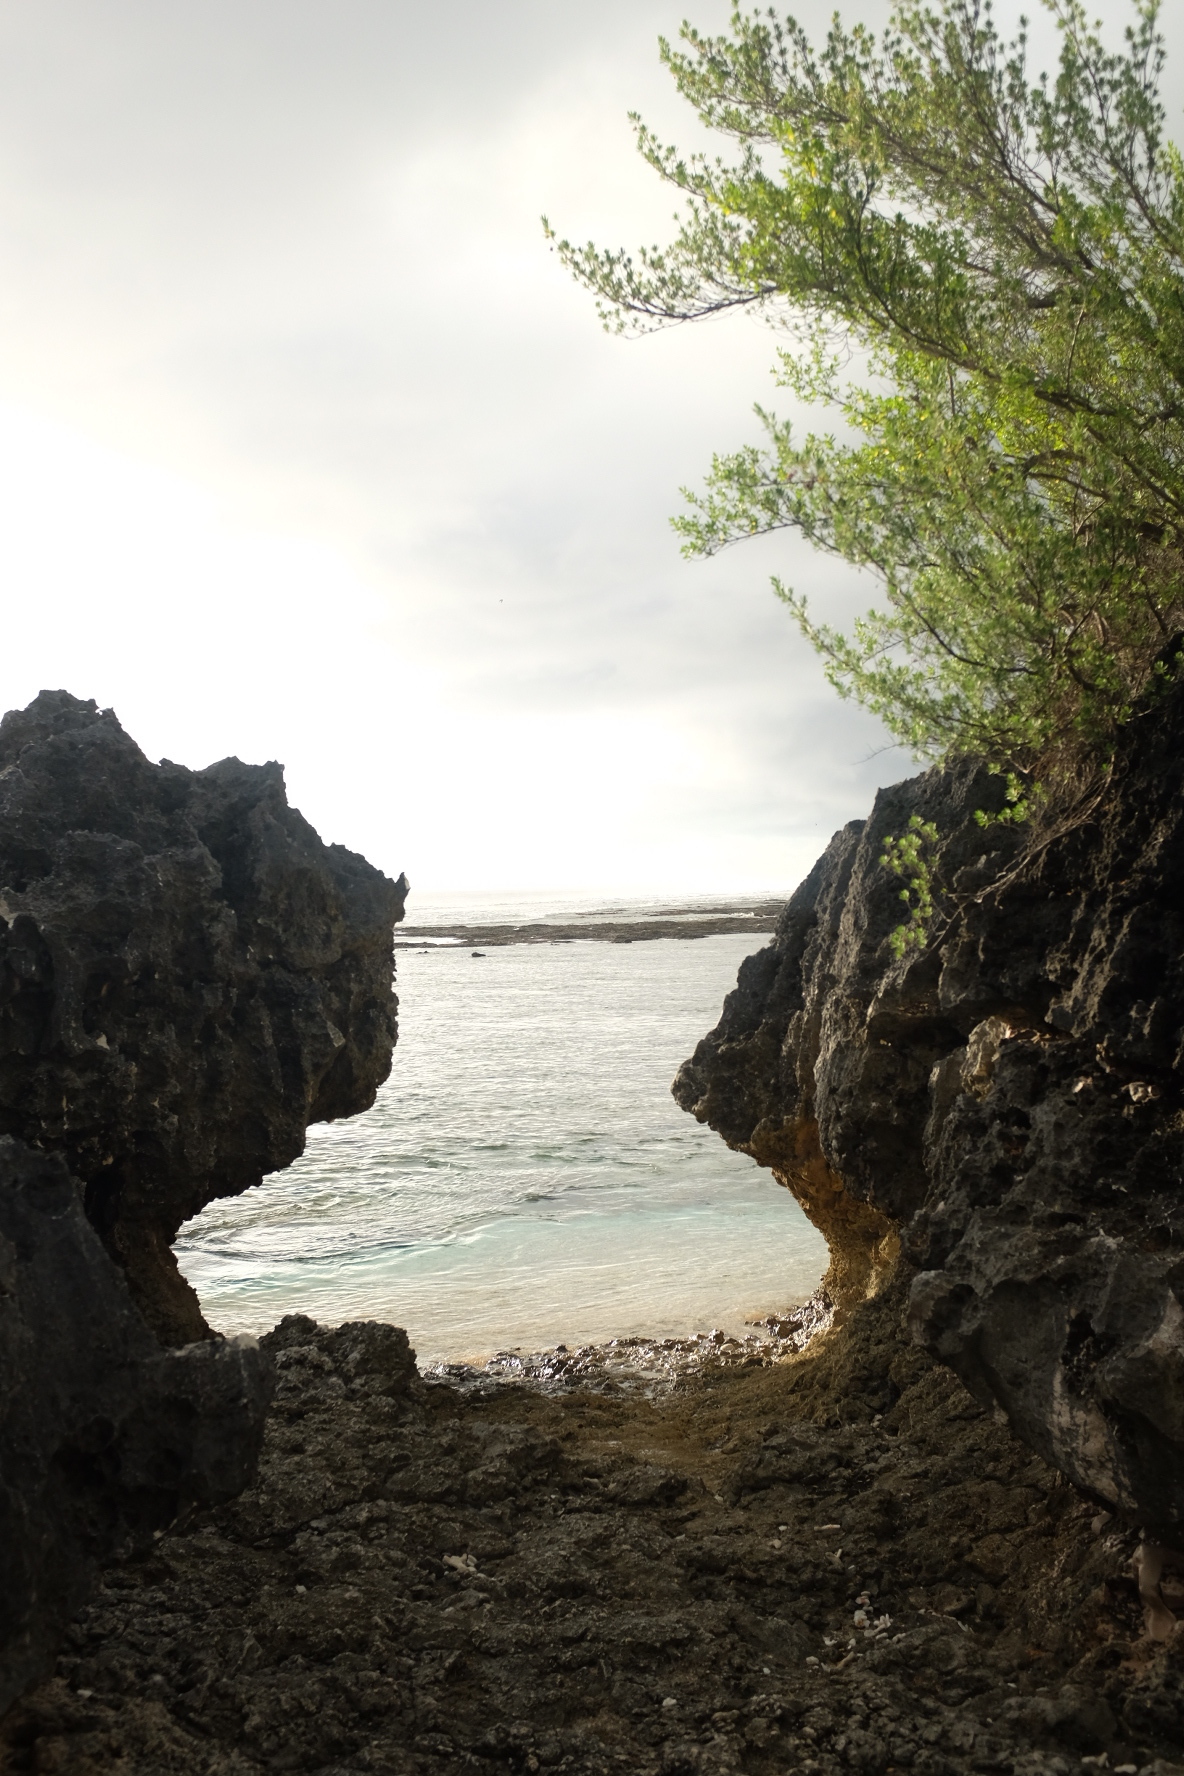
[175, 922, 828, 1361]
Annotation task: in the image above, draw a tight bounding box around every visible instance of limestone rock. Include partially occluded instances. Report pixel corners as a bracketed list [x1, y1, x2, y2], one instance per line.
[0, 690, 406, 1709]
[0, 690, 407, 1344]
[675, 678, 1184, 1538]
[0, 1135, 273, 1715]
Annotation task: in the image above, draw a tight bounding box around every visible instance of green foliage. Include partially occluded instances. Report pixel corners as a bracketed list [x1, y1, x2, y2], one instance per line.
[549, 0, 1184, 768]
[879, 814, 940, 954]
[972, 767, 1037, 827]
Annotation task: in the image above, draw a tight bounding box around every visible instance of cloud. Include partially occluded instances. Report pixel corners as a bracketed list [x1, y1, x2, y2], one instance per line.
[0, 0, 1167, 891]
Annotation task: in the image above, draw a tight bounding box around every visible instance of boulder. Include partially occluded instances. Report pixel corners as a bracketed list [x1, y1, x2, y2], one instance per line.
[0, 690, 407, 1344]
[675, 676, 1184, 1538]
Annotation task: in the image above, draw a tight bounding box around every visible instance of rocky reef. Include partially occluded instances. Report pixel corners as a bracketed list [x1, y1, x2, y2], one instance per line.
[0, 690, 408, 1345]
[674, 674, 1184, 1553]
[0, 691, 406, 1716]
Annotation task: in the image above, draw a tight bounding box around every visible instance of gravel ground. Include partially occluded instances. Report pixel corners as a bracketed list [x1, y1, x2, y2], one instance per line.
[5, 1287, 1184, 1776]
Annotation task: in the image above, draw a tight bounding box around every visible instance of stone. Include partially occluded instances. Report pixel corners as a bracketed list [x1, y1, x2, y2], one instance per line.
[0, 1135, 273, 1715]
[0, 690, 407, 1344]
[674, 673, 1184, 1541]
[0, 689, 406, 1712]
[10, 1328, 1180, 1774]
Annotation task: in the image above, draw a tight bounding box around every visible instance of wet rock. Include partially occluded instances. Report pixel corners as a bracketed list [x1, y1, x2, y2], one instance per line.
[428, 1311, 835, 1400]
[674, 674, 1184, 1539]
[0, 1135, 272, 1715]
[0, 690, 407, 1343]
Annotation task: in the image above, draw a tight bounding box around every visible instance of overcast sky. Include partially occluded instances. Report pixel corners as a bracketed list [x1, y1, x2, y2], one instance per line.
[0, 1, 1176, 896]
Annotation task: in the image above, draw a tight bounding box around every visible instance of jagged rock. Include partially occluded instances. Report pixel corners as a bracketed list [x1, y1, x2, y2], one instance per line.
[675, 676, 1184, 1540]
[0, 690, 407, 1344]
[0, 690, 406, 1711]
[0, 1135, 273, 1715]
[9, 1312, 1184, 1773]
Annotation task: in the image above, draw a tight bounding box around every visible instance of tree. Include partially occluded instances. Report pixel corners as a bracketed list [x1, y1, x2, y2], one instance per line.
[548, 0, 1184, 769]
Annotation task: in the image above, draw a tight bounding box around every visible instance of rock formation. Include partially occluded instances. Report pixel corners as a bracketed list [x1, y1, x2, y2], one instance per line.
[0, 1136, 272, 1714]
[9, 1311, 1184, 1773]
[0, 690, 408, 1345]
[0, 690, 407, 1714]
[675, 675, 1184, 1544]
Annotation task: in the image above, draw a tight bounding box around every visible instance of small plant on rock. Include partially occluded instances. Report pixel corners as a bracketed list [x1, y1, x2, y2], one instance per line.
[879, 815, 940, 956]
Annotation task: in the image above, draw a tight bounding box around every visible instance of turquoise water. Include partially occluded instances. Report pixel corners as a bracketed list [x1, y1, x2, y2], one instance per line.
[175, 916, 828, 1361]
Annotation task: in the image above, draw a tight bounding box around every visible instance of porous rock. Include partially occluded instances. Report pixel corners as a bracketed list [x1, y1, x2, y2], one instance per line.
[8, 1314, 1184, 1774]
[0, 1134, 273, 1716]
[0, 690, 407, 1345]
[675, 675, 1184, 1539]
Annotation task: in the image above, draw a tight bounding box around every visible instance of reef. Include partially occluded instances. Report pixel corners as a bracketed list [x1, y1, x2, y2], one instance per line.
[394, 901, 785, 949]
[0, 692, 406, 1717]
[674, 673, 1184, 1554]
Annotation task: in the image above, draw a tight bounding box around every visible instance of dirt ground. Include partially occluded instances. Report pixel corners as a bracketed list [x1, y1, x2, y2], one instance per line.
[5, 1287, 1184, 1776]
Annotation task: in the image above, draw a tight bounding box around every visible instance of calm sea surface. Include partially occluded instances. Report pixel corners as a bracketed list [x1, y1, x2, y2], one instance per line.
[175, 896, 828, 1361]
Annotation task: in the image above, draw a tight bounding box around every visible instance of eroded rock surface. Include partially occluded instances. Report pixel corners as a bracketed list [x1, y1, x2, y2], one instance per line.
[0, 690, 406, 1713]
[675, 678, 1184, 1542]
[0, 1136, 272, 1716]
[0, 690, 407, 1345]
[6, 1307, 1184, 1775]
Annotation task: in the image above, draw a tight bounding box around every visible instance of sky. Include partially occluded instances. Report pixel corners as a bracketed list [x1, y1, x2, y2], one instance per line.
[0, 0, 1177, 897]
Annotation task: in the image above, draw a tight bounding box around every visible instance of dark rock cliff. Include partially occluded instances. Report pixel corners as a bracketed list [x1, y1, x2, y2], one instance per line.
[675, 676, 1184, 1542]
[0, 689, 407, 1713]
[0, 690, 408, 1345]
[0, 1136, 272, 1715]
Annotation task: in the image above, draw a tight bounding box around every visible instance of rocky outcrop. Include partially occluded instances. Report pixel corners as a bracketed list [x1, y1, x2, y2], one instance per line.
[675, 676, 1184, 1543]
[0, 689, 407, 1713]
[0, 691, 408, 1345]
[0, 1136, 273, 1715]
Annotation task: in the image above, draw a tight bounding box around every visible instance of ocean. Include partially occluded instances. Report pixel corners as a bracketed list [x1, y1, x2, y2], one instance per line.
[174, 895, 828, 1362]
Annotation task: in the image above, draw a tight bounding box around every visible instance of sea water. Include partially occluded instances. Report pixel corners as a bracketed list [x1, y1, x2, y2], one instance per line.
[175, 908, 828, 1361]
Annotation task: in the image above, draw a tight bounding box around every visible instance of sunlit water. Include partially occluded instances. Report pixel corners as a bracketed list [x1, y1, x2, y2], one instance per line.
[175, 908, 828, 1362]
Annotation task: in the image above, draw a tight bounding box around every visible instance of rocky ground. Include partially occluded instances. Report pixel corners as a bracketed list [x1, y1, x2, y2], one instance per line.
[5, 1291, 1184, 1776]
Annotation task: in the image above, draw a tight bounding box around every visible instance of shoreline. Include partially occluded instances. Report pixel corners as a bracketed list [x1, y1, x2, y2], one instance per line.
[424, 1290, 837, 1396]
[394, 899, 786, 948]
